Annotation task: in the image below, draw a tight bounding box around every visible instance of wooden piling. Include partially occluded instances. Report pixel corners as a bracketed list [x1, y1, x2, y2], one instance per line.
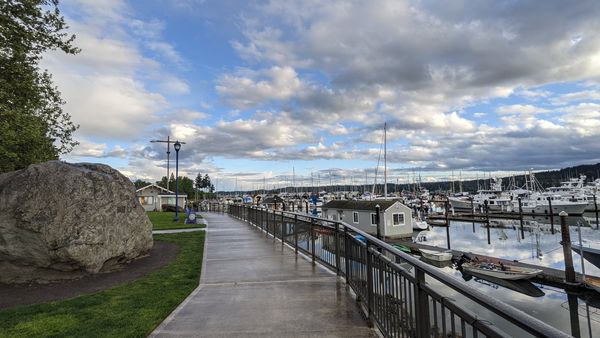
[560, 211, 576, 283]
[594, 195, 599, 229]
[518, 198, 525, 239]
[548, 197, 555, 234]
[485, 200, 490, 245]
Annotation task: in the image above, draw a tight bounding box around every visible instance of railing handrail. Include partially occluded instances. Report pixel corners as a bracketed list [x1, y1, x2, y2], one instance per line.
[232, 204, 570, 338]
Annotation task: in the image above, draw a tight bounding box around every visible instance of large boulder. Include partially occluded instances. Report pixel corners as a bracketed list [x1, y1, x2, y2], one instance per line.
[0, 161, 153, 283]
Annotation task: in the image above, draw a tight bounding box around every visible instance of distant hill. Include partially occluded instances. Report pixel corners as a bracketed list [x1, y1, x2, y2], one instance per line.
[227, 163, 600, 195]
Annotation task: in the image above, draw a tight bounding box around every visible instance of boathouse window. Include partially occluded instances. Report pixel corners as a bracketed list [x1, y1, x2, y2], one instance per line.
[392, 213, 405, 226]
[370, 213, 377, 226]
[353, 212, 359, 223]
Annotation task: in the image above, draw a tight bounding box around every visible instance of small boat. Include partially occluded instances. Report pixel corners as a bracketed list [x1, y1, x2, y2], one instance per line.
[392, 244, 412, 253]
[572, 244, 600, 270]
[460, 270, 545, 297]
[461, 262, 542, 280]
[412, 218, 429, 230]
[585, 276, 600, 294]
[420, 248, 453, 262]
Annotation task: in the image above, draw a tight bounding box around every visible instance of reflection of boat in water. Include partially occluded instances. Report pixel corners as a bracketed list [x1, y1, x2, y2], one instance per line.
[420, 248, 453, 261]
[572, 244, 600, 270]
[460, 262, 542, 280]
[460, 270, 545, 297]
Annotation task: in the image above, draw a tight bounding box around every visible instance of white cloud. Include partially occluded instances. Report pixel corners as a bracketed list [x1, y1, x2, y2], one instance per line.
[216, 66, 302, 108]
[496, 104, 551, 115]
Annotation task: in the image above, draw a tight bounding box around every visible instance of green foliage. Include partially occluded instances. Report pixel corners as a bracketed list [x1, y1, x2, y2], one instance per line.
[147, 211, 204, 230]
[0, 231, 205, 338]
[0, 0, 79, 173]
[133, 179, 152, 190]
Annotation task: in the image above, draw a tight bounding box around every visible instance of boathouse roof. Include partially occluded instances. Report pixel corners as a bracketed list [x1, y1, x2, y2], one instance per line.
[322, 200, 398, 211]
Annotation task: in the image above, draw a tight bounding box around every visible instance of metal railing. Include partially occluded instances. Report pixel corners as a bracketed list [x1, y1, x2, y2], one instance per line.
[227, 204, 570, 338]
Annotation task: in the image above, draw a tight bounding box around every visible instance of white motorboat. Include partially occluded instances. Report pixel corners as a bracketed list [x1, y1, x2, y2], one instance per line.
[513, 193, 588, 215]
[461, 262, 542, 280]
[420, 248, 453, 262]
[412, 217, 428, 230]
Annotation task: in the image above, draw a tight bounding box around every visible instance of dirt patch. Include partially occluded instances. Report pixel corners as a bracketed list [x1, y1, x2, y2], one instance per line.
[0, 241, 180, 310]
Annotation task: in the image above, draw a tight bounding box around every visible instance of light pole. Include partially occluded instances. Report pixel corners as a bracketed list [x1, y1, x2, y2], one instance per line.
[174, 140, 181, 222]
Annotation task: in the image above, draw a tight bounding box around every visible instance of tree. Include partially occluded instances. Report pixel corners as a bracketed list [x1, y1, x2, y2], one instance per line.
[202, 174, 211, 192]
[0, 0, 80, 173]
[133, 179, 151, 190]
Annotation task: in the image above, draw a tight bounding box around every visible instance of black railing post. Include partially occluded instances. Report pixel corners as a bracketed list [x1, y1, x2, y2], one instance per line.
[335, 222, 341, 275]
[294, 214, 298, 255]
[273, 210, 276, 243]
[281, 211, 285, 247]
[366, 240, 373, 323]
[344, 225, 350, 281]
[311, 217, 316, 264]
[415, 268, 430, 338]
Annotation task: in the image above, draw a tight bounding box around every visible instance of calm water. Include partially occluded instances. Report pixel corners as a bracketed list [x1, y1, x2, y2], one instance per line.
[415, 212, 600, 337]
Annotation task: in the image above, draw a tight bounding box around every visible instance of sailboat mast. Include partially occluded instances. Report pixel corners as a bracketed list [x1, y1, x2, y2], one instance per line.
[384, 122, 387, 200]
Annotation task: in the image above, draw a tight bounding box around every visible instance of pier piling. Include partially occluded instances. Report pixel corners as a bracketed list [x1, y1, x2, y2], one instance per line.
[548, 197, 555, 234]
[518, 198, 525, 239]
[485, 200, 490, 245]
[594, 195, 599, 229]
[559, 211, 576, 283]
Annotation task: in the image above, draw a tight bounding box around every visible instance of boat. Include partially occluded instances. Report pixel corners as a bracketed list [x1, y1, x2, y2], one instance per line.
[460, 262, 542, 280]
[572, 244, 600, 270]
[420, 248, 453, 262]
[391, 244, 411, 253]
[412, 217, 428, 230]
[583, 276, 600, 294]
[460, 270, 545, 297]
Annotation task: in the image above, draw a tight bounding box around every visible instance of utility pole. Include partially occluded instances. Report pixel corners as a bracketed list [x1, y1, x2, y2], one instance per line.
[150, 136, 185, 191]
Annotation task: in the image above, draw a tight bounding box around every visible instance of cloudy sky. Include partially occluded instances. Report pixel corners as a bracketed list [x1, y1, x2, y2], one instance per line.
[47, 0, 600, 191]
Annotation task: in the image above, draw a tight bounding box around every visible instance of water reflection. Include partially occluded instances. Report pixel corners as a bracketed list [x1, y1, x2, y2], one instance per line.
[414, 211, 600, 337]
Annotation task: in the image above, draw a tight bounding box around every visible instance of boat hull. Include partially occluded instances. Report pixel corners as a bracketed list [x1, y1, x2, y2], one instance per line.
[462, 263, 542, 280]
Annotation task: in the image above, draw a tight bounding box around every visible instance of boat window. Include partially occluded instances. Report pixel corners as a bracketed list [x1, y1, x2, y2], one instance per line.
[353, 212, 359, 223]
[392, 213, 405, 226]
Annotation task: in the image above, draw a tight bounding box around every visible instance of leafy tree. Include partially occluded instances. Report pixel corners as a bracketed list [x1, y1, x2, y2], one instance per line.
[0, 0, 80, 173]
[133, 179, 152, 190]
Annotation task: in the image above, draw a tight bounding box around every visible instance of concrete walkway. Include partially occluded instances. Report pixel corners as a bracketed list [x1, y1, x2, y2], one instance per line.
[151, 212, 376, 337]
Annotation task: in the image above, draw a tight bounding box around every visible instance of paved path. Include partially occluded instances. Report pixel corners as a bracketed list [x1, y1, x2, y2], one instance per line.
[151, 212, 376, 337]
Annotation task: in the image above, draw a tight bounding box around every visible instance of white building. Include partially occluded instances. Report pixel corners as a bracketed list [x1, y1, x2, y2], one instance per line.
[136, 183, 187, 212]
[322, 200, 413, 239]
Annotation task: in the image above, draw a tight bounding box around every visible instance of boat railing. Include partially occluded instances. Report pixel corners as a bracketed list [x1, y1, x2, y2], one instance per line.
[226, 204, 570, 338]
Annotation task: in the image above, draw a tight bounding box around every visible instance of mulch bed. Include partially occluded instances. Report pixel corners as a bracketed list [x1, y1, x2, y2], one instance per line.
[0, 241, 180, 310]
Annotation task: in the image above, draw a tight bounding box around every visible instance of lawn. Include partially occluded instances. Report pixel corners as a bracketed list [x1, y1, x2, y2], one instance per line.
[0, 231, 205, 338]
[147, 211, 205, 230]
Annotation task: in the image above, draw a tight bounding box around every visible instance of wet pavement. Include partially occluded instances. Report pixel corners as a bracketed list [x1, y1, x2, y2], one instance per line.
[151, 212, 376, 337]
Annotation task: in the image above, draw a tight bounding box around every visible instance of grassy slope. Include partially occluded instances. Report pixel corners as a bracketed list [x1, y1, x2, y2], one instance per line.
[148, 211, 205, 230]
[0, 231, 205, 338]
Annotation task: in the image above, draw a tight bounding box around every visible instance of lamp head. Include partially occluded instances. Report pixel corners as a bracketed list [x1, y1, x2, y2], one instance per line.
[174, 140, 181, 151]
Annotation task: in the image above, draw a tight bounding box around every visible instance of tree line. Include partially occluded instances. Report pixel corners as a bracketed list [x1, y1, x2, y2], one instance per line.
[134, 173, 216, 200]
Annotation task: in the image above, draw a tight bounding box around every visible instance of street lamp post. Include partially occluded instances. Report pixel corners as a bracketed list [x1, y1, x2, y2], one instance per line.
[174, 141, 181, 222]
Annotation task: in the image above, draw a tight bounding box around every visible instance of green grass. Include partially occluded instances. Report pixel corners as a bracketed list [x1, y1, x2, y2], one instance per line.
[0, 231, 205, 338]
[147, 211, 204, 230]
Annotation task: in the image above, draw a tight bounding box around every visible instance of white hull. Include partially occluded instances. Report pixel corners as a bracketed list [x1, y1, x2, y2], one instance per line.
[521, 202, 588, 215]
[412, 219, 428, 230]
[420, 249, 453, 262]
[462, 263, 541, 280]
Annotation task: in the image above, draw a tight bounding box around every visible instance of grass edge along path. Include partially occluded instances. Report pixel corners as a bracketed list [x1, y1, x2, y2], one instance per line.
[0, 231, 205, 338]
[147, 211, 205, 231]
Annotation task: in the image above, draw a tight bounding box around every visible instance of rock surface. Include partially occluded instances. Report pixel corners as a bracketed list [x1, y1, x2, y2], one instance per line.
[0, 161, 153, 283]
